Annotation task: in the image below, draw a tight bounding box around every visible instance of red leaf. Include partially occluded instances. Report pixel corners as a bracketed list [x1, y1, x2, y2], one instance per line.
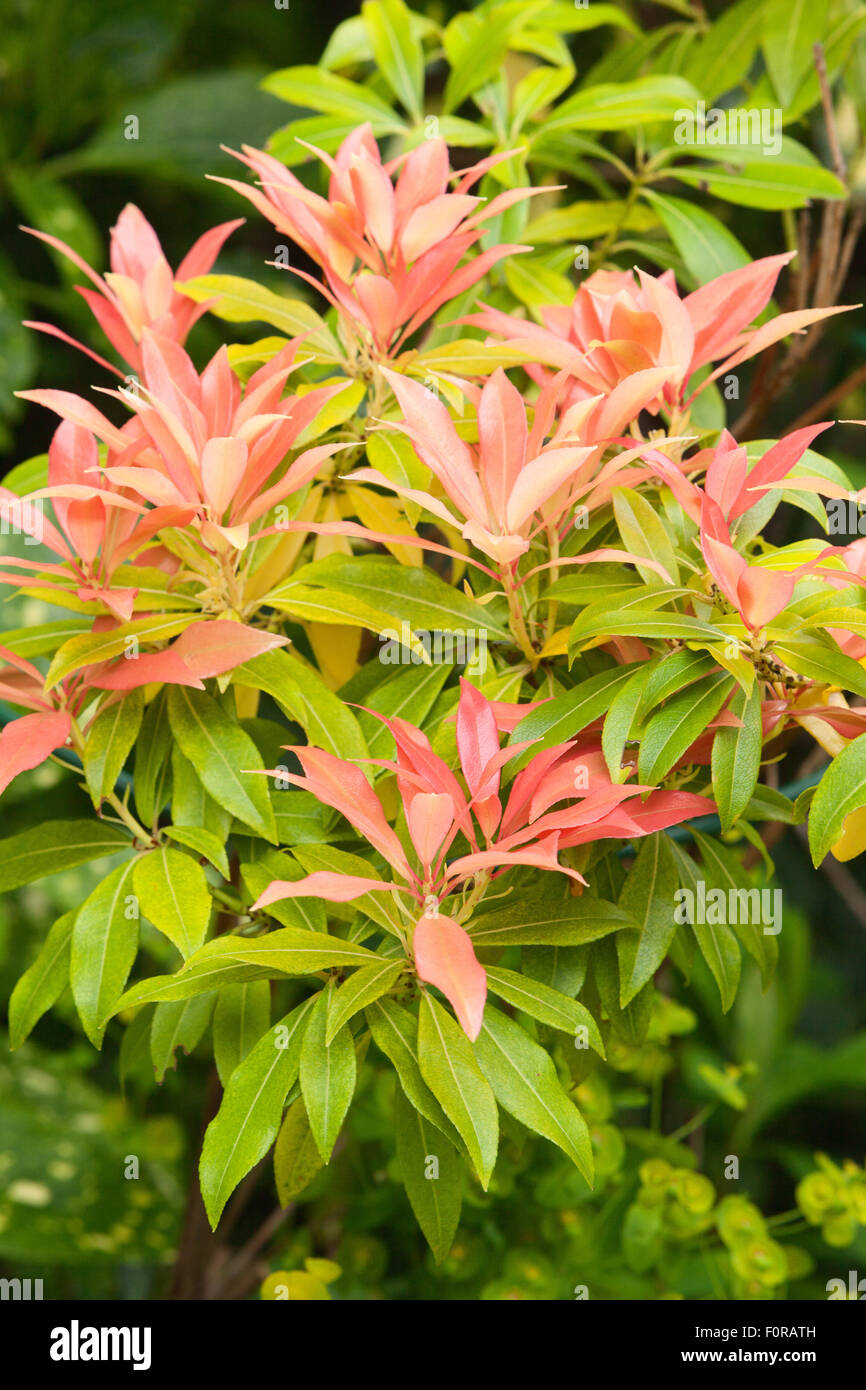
[414, 914, 487, 1040]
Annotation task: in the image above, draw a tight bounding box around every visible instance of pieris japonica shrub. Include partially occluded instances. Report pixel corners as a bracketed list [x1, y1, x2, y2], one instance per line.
[3, 0, 866, 1301]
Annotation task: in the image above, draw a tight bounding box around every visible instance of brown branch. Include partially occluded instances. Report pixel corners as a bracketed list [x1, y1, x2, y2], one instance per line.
[789, 361, 866, 431]
[794, 825, 866, 931]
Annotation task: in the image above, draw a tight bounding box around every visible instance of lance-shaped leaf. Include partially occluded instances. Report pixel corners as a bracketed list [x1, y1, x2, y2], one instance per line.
[199, 995, 317, 1227]
[213, 980, 272, 1085]
[510, 664, 642, 752]
[150, 992, 216, 1082]
[616, 833, 680, 1007]
[669, 839, 741, 1012]
[325, 959, 405, 1045]
[417, 992, 498, 1188]
[163, 825, 230, 879]
[0, 711, 71, 798]
[809, 733, 866, 866]
[133, 846, 212, 958]
[9, 909, 75, 1050]
[472, 1005, 593, 1184]
[113, 958, 275, 1011]
[413, 915, 487, 1040]
[637, 672, 735, 784]
[484, 966, 605, 1057]
[186, 926, 380, 976]
[274, 1097, 324, 1206]
[690, 830, 777, 987]
[83, 691, 144, 806]
[711, 682, 763, 831]
[232, 647, 368, 761]
[167, 685, 276, 841]
[366, 998, 460, 1144]
[71, 859, 138, 1047]
[468, 885, 636, 947]
[133, 690, 172, 827]
[299, 985, 358, 1162]
[394, 1084, 463, 1263]
[0, 819, 129, 892]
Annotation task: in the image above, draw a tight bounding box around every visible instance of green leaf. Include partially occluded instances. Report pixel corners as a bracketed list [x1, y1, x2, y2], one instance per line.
[521, 944, 588, 998]
[616, 834, 680, 1006]
[670, 839, 741, 1012]
[199, 995, 317, 1227]
[612, 487, 679, 586]
[150, 993, 216, 1082]
[300, 986, 358, 1162]
[274, 1097, 324, 1205]
[602, 661, 657, 781]
[473, 1005, 593, 1184]
[240, 853, 326, 933]
[524, 198, 656, 244]
[469, 887, 636, 947]
[637, 672, 735, 784]
[511, 64, 574, 131]
[570, 611, 722, 652]
[542, 75, 698, 133]
[170, 744, 231, 840]
[771, 639, 866, 698]
[593, 935, 654, 1046]
[642, 190, 750, 283]
[163, 826, 230, 879]
[9, 910, 75, 1050]
[417, 993, 498, 1188]
[133, 691, 172, 827]
[362, 0, 423, 119]
[0, 619, 90, 660]
[711, 682, 763, 831]
[670, 163, 846, 210]
[263, 581, 410, 639]
[133, 847, 212, 959]
[394, 1085, 462, 1262]
[184, 926, 380, 976]
[167, 685, 276, 841]
[484, 966, 604, 1056]
[213, 981, 272, 1086]
[233, 647, 368, 761]
[510, 663, 641, 750]
[505, 254, 574, 310]
[366, 998, 459, 1141]
[762, 0, 827, 106]
[176, 274, 340, 362]
[690, 831, 777, 986]
[0, 820, 129, 892]
[325, 960, 405, 1045]
[293, 554, 510, 640]
[808, 733, 866, 865]
[71, 860, 139, 1047]
[638, 650, 718, 716]
[262, 65, 404, 126]
[114, 959, 274, 1012]
[119, 1007, 154, 1090]
[44, 614, 194, 689]
[443, 3, 541, 113]
[681, 0, 764, 102]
